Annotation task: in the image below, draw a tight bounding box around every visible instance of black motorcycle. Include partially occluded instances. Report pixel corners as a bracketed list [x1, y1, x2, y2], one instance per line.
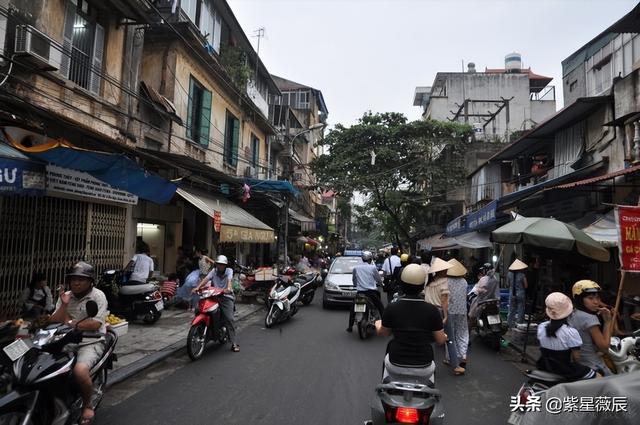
[0, 301, 117, 425]
[475, 298, 505, 350]
[353, 293, 380, 340]
[295, 272, 319, 306]
[98, 269, 163, 324]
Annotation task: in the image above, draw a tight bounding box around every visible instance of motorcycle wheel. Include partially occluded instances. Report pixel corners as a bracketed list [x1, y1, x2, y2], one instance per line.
[357, 320, 367, 340]
[301, 290, 315, 305]
[142, 310, 162, 324]
[265, 306, 279, 328]
[491, 335, 501, 351]
[187, 323, 208, 360]
[0, 413, 36, 425]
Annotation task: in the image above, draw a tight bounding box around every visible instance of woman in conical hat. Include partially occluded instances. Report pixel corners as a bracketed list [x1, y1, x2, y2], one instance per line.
[507, 259, 528, 329]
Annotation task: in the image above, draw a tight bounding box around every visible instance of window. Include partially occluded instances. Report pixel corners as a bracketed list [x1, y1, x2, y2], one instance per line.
[197, 1, 221, 52]
[60, 0, 105, 94]
[144, 138, 162, 151]
[251, 134, 260, 169]
[298, 91, 310, 109]
[181, 0, 197, 23]
[569, 80, 577, 92]
[186, 76, 212, 147]
[224, 111, 240, 166]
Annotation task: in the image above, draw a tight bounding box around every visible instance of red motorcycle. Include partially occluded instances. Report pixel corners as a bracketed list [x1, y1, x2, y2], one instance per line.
[186, 287, 230, 361]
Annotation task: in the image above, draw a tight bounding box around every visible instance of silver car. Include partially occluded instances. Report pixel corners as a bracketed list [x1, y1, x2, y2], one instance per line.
[322, 256, 363, 309]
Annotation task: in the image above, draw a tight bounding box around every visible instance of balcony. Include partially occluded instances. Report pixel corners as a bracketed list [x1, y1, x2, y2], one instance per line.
[530, 86, 555, 101]
[247, 80, 269, 117]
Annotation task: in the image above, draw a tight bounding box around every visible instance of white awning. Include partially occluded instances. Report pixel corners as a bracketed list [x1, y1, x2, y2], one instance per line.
[576, 210, 618, 248]
[418, 232, 493, 251]
[177, 187, 274, 243]
[288, 208, 316, 231]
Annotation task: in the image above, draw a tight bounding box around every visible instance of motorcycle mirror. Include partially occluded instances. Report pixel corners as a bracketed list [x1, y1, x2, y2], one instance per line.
[85, 300, 99, 318]
[321, 269, 328, 278]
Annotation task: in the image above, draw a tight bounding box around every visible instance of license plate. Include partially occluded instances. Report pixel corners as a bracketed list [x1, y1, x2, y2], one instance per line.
[354, 304, 366, 313]
[155, 300, 164, 311]
[3, 338, 30, 362]
[487, 315, 501, 325]
[507, 411, 524, 425]
[344, 291, 356, 297]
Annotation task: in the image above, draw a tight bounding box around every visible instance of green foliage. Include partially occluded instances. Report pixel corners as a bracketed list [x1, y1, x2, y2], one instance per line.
[312, 112, 473, 249]
[220, 45, 251, 90]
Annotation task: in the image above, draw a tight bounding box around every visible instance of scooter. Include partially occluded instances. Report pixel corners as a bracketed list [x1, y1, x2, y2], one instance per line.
[365, 358, 444, 425]
[475, 298, 505, 351]
[264, 279, 301, 328]
[283, 268, 319, 306]
[508, 369, 567, 425]
[236, 265, 277, 303]
[0, 301, 117, 425]
[186, 287, 229, 361]
[98, 269, 163, 324]
[353, 294, 381, 340]
[609, 329, 640, 374]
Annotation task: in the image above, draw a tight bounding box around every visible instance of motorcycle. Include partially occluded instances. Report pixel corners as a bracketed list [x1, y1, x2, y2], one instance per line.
[608, 328, 640, 373]
[235, 265, 277, 303]
[474, 298, 505, 351]
[279, 267, 319, 306]
[353, 294, 380, 340]
[264, 279, 301, 328]
[98, 269, 163, 324]
[366, 359, 444, 425]
[0, 301, 117, 425]
[508, 369, 567, 425]
[186, 286, 230, 361]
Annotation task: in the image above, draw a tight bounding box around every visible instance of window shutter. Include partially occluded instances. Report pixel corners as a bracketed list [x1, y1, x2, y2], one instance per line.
[231, 117, 240, 166]
[186, 77, 195, 140]
[89, 23, 105, 94]
[60, 1, 76, 79]
[199, 89, 212, 147]
[213, 12, 222, 53]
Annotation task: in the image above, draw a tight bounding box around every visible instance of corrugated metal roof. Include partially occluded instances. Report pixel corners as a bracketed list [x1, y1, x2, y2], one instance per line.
[0, 142, 30, 159]
[549, 164, 640, 189]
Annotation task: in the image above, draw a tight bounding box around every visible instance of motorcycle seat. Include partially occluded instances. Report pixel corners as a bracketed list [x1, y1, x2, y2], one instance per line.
[119, 283, 156, 295]
[526, 369, 566, 383]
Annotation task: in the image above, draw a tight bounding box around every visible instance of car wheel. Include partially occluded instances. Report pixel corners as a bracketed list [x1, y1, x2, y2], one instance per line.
[322, 297, 330, 310]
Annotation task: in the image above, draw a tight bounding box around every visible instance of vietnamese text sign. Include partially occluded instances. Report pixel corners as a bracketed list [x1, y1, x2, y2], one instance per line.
[615, 206, 640, 272]
[219, 225, 274, 243]
[0, 158, 45, 195]
[46, 165, 138, 205]
[213, 211, 222, 232]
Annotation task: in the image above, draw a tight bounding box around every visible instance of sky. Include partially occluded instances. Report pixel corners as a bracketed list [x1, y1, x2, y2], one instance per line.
[227, 0, 638, 129]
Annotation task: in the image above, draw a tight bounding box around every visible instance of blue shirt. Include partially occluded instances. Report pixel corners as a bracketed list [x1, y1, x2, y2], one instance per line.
[352, 263, 382, 291]
[177, 270, 200, 302]
[205, 267, 234, 298]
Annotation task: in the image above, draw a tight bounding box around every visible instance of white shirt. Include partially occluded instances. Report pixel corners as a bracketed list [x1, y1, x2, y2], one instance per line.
[537, 322, 583, 351]
[382, 255, 401, 276]
[131, 253, 154, 282]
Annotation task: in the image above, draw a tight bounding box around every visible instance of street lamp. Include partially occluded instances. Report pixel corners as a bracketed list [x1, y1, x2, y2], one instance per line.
[289, 122, 327, 155]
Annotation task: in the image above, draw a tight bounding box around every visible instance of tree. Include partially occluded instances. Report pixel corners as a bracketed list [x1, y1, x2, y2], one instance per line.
[311, 112, 473, 251]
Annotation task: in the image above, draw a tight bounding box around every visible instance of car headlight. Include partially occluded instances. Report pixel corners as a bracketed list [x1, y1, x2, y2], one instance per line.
[324, 279, 339, 290]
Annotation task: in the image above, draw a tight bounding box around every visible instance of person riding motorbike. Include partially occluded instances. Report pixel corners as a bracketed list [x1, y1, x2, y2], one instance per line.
[468, 263, 500, 321]
[567, 280, 615, 375]
[193, 255, 239, 352]
[347, 251, 385, 333]
[49, 261, 108, 425]
[375, 264, 447, 383]
[381, 247, 402, 303]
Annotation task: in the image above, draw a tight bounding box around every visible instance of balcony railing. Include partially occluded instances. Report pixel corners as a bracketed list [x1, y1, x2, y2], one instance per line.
[530, 85, 555, 101]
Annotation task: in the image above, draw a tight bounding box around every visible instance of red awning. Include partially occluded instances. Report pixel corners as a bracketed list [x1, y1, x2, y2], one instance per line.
[548, 164, 640, 189]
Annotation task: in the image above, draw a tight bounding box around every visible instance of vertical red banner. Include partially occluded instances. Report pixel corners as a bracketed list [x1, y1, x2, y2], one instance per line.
[213, 211, 222, 233]
[615, 206, 640, 272]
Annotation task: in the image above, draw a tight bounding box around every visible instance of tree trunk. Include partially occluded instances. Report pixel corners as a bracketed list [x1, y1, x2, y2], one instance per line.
[373, 187, 413, 253]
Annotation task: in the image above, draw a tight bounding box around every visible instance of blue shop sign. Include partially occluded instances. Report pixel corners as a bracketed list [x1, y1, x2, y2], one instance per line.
[0, 158, 45, 196]
[446, 215, 466, 236]
[467, 200, 498, 231]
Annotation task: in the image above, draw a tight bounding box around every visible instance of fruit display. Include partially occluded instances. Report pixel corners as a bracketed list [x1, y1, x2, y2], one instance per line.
[106, 314, 126, 325]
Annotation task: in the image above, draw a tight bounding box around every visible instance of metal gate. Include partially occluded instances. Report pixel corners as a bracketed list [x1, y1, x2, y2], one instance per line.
[0, 196, 127, 319]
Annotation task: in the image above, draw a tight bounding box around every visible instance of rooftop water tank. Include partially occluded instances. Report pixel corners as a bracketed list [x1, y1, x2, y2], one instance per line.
[467, 62, 476, 73]
[505, 53, 522, 73]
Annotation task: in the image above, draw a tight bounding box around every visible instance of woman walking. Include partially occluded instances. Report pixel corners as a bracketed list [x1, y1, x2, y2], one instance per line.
[446, 259, 470, 374]
[507, 259, 528, 329]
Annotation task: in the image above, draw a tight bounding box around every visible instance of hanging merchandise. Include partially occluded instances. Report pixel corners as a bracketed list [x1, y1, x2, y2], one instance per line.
[242, 183, 251, 203]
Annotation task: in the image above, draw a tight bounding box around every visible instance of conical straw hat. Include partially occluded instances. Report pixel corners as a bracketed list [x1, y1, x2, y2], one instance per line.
[430, 257, 453, 274]
[509, 259, 528, 271]
[447, 259, 467, 277]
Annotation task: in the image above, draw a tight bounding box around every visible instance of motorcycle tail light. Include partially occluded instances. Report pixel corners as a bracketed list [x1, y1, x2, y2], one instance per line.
[383, 403, 432, 424]
[395, 407, 419, 423]
[519, 387, 533, 405]
[152, 291, 162, 300]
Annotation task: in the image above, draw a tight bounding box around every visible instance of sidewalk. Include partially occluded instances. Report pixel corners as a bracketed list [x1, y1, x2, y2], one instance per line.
[108, 301, 264, 386]
[502, 328, 540, 364]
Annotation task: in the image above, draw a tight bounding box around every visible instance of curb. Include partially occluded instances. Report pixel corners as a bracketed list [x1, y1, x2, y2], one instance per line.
[504, 339, 538, 364]
[107, 303, 265, 388]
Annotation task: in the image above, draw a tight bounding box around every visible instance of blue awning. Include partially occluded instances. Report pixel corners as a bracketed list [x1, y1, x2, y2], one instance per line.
[245, 178, 300, 197]
[446, 200, 508, 237]
[0, 156, 45, 196]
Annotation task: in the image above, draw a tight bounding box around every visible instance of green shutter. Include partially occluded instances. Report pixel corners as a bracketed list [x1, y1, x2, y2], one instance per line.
[231, 117, 240, 166]
[199, 89, 212, 147]
[186, 78, 195, 140]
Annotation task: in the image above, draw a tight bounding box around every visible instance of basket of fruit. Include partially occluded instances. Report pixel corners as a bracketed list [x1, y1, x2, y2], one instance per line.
[106, 314, 128, 336]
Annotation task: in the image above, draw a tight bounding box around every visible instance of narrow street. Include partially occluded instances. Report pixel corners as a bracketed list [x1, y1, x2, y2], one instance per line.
[97, 292, 525, 425]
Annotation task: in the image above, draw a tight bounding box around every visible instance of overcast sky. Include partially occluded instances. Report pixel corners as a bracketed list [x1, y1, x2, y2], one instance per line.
[228, 0, 637, 128]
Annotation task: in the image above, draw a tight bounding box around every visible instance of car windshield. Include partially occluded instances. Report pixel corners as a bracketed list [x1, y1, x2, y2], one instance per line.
[329, 258, 362, 274]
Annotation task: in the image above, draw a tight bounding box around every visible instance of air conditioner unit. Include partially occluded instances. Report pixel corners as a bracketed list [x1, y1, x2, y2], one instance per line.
[14, 25, 61, 71]
[244, 165, 256, 178]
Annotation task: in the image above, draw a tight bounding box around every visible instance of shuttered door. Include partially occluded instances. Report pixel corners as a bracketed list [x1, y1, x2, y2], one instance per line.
[0, 196, 126, 318]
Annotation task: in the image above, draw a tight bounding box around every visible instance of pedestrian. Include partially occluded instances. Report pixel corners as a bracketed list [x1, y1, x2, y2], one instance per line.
[20, 272, 54, 319]
[420, 250, 433, 286]
[537, 292, 597, 381]
[125, 243, 154, 285]
[193, 255, 240, 352]
[446, 259, 470, 374]
[507, 259, 528, 329]
[196, 248, 214, 279]
[424, 257, 459, 374]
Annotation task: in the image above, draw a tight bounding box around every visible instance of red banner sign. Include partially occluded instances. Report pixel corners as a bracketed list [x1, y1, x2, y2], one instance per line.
[615, 206, 640, 272]
[213, 211, 222, 233]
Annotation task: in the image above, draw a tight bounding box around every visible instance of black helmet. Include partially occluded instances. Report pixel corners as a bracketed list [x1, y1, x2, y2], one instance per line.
[66, 261, 95, 282]
[479, 263, 493, 273]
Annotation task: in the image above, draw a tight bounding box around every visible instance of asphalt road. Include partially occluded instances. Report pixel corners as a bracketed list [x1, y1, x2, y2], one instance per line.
[97, 291, 526, 425]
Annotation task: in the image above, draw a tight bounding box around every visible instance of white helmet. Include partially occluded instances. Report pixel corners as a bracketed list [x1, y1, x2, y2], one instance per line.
[361, 250, 373, 262]
[215, 255, 229, 265]
[401, 264, 426, 286]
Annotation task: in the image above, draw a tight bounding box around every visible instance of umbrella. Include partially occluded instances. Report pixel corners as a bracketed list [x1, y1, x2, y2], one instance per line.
[491, 217, 610, 262]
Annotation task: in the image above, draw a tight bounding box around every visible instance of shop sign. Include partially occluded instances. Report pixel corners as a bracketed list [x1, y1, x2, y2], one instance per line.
[219, 225, 274, 243]
[615, 206, 640, 272]
[213, 211, 222, 232]
[46, 165, 138, 205]
[0, 158, 45, 195]
[446, 215, 465, 236]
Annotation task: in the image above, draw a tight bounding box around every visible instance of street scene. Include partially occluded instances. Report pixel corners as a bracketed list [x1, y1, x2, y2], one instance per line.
[1, 1, 640, 425]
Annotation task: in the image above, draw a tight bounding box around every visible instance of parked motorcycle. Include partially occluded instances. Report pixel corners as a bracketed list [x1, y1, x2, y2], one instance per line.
[264, 279, 301, 328]
[98, 269, 163, 324]
[475, 298, 505, 350]
[186, 287, 230, 361]
[365, 359, 444, 425]
[609, 328, 640, 373]
[235, 264, 277, 303]
[353, 294, 380, 340]
[0, 301, 117, 425]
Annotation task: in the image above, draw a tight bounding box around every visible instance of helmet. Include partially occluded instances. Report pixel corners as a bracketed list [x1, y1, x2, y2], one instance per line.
[572, 280, 601, 298]
[361, 251, 373, 262]
[400, 253, 410, 263]
[215, 255, 229, 265]
[400, 264, 426, 286]
[65, 261, 95, 282]
[480, 263, 493, 272]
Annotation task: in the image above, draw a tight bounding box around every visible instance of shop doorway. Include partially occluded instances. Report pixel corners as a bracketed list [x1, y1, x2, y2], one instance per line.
[137, 222, 166, 274]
